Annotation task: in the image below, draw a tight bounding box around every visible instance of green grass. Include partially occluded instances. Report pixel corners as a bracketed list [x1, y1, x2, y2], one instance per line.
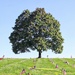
[0, 58, 75, 75]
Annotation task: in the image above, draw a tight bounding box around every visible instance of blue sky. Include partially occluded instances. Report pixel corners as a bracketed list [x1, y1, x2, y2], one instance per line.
[0, 0, 75, 58]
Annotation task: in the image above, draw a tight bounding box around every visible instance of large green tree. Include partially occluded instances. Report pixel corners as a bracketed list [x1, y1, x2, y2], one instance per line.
[9, 8, 64, 58]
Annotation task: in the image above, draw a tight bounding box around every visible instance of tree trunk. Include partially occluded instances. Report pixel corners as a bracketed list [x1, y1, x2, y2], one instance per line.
[38, 50, 42, 58]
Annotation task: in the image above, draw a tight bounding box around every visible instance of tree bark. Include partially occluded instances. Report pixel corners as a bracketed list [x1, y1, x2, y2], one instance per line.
[38, 50, 42, 58]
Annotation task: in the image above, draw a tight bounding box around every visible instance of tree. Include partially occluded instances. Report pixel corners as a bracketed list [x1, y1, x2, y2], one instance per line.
[9, 8, 64, 58]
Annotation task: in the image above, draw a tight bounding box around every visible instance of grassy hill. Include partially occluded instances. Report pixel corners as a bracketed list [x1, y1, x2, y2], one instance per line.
[0, 58, 75, 75]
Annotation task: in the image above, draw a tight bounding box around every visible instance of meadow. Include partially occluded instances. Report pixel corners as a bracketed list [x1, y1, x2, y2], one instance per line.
[0, 58, 75, 75]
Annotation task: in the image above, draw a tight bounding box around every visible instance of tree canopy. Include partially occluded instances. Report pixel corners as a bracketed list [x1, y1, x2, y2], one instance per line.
[9, 8, 64, 58]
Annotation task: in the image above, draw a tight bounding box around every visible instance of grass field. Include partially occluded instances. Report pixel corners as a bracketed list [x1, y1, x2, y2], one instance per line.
[0, 58, 75, 75]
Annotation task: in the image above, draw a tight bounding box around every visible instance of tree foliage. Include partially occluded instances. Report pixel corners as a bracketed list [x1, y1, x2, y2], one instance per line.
[9, 8, 64, 58]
